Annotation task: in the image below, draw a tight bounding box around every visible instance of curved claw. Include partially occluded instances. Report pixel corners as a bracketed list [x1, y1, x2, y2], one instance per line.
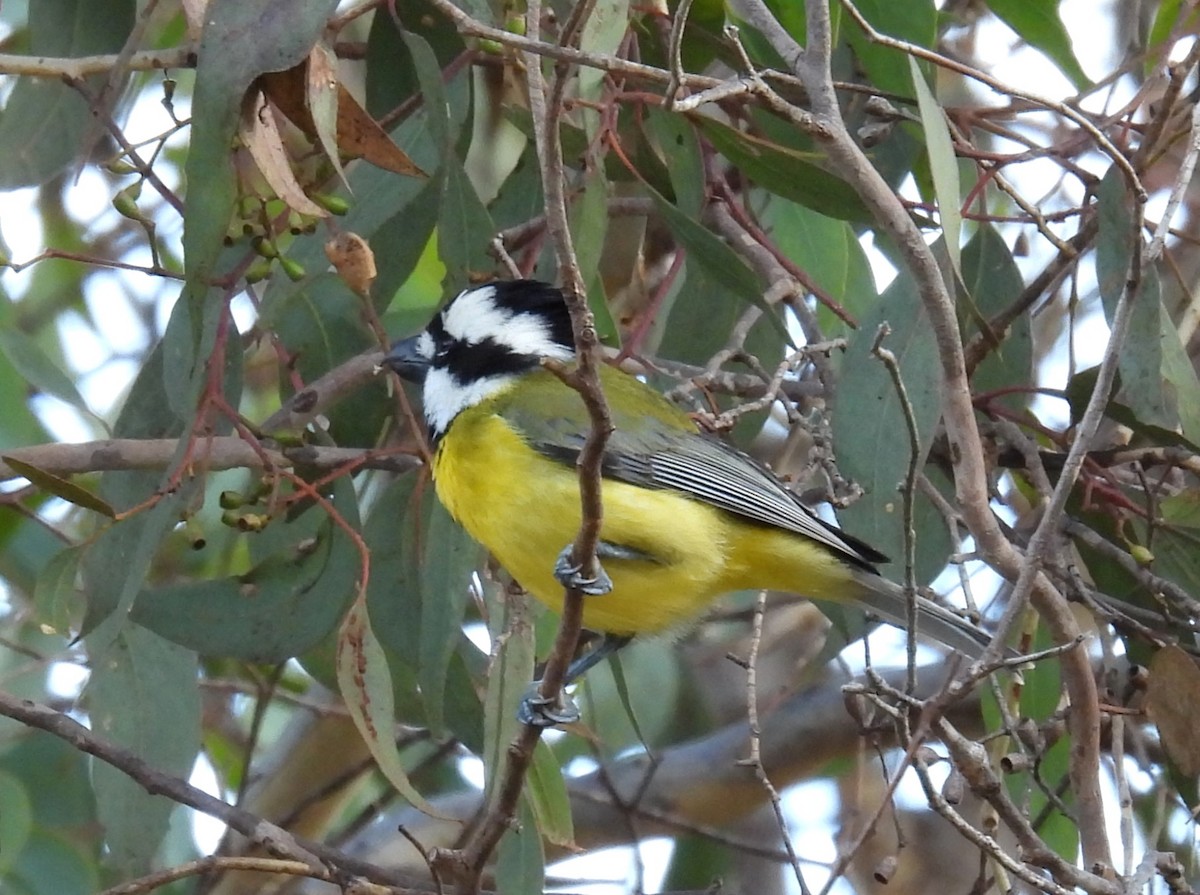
[554, 545, 613, 596]
[517, 682, 581, 727]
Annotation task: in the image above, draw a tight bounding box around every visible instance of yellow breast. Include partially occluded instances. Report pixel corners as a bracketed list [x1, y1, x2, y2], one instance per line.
[433, 406, 740, 634]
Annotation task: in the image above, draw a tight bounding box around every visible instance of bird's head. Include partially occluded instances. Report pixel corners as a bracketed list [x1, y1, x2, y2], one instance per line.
[385, 280, 576, 438]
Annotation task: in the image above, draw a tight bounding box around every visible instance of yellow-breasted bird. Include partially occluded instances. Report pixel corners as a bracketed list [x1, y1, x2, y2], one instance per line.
[386, 280, 993, 724]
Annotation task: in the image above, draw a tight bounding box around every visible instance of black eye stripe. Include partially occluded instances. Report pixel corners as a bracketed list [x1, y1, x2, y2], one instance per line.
[442, 336, 539, 381]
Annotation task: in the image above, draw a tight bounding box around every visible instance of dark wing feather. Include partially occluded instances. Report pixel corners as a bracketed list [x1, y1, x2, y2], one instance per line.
[505, 375, 886, 570]
[602, 431, 886, 570]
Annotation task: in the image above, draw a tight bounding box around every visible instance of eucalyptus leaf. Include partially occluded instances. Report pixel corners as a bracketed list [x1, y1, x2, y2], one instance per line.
[495, 799, 545, 895]
[832, 269, 947, 583]
[909, 57, 961, 276]
[0, 0, 135, 187]
[86, 624, 199, 874]
[693, 116, 871, 222]
[130, 478, 360, 662]
[418, 498, 482, 737]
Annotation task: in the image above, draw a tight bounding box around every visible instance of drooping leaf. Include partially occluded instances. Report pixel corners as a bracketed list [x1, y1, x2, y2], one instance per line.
[238, 88, 328, 218]
[259, 56, 425, 179]
[693, 116, 871, 222]
[365, 0, 465, 119]
[1094, 169, 1200, 438]
[31, 544, 84, 637]
[495, 799, 546, 895]
[1, 456, 115, 519]
[0, 770, 33, 877]
[963, 225, 1031, 411]
[130, 478, 360, 661]
[86, 624, 199, 874]
[0, 325, 103, 431]
[760, 196, 878, 330]
[832, 269, 948, 583]
[336, 596, 444, 815]
[525, 739, 574, 847]
[844, 0, 936, 97]
[1148, 644, 1200, 797]
[0, 0, 136, 188]
[985, 0, 1091, 90]
[909, 56, 961, 276]
[400, 30, 496, 290]
[483, 580, 534, 807]
[646, 183, 791, 348]
[418, 498, 483, 737]
[172, 0, 338, 417]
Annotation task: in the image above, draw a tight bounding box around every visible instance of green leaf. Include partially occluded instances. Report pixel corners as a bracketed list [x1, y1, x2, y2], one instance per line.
[86, 624, 199, 874]
[174, 0, 338, 416]
[0, 325, 103, 431]
[1, 456, 115, 519]
[495, 799, 545, 895]
[1094, 169, 1200, 438]
[526, 740, 573, 847]
[832, 269, 948, 583]
[571, 165, 618, 342]
[844, 0, 936, 97]
[645, 107, 704, 216]
[483, 583, 534, 807]
[365, 0, 464, 118]
[985, 0, 1090, 90]
[908, 57, 961, 276]
[80, 336, 241, 645]
[962, 225, 1031, 411]
[31, 545, 83, 637]
[760, 197, 878, 330]
[130, 478, 360, 661]
[5, 829, 100, 895]
[578, 0, 631, 104]
[418, 499, 482, 737]
[0, 770, 33, 876]
[336, 597, 444, 815]
[399, 29, 495, 290]
[0, 0, 136, 187]
[0, 352, 48, 455]
[79, 341, 193, 645]
[646, 183, 791, 348]
[365, 476, 425, 662]
[440, 159, 498, 292]
[693, 116, 871, 222]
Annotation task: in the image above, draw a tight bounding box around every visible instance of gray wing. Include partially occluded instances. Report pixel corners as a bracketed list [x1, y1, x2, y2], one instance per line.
[528, 419, 886, 570]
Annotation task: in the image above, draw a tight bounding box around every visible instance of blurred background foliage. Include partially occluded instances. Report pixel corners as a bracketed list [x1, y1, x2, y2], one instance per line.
[1, 0, 1200, 893]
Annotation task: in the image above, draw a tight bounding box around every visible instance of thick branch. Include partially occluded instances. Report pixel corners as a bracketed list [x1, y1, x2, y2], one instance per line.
[734, 0, 1112, 870]
[0, 46, 195, 79]
[0, 438, 418, 482]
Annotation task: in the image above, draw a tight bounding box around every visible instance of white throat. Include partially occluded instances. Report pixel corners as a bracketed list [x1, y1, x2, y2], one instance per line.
[423, 368, 517, 437]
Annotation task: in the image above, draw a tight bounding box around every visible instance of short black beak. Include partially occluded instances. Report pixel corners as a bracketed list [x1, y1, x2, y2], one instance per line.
[384, 335, 429, 384]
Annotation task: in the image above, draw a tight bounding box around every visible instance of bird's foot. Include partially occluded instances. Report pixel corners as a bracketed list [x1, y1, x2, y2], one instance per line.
[517, 682, 581, 727]
[554, 545, 613, 596]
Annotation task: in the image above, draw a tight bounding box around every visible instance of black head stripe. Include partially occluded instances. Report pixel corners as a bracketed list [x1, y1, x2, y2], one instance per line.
[487, 280, 576, 352]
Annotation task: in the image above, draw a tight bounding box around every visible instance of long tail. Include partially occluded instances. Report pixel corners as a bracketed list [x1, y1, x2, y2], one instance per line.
[847, 568, 997, 659]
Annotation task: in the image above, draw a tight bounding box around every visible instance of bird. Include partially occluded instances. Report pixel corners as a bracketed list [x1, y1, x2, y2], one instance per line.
[385, 279, 996, 724]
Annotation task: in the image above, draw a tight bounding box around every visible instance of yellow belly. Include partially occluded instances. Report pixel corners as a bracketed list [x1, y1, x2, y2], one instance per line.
[433, 408, 857, 635]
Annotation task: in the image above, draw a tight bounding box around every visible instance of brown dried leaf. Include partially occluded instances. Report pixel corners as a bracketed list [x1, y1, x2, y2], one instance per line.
[260, 65, 425, 178]
[238, 87, 327, 218]
[1147, 644, 1200, 776]
[325, 232, 377, 298]
[306, 43, 348, 189]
